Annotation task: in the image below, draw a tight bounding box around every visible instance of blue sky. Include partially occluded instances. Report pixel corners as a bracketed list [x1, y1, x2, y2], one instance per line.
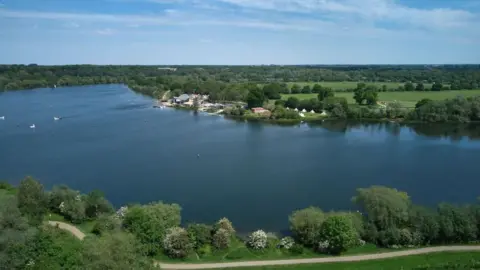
[0, 0, 479, 65]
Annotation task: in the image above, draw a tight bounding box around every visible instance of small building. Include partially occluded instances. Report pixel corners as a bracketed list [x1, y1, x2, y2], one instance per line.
[174, 94, 190, 104]
[251, 107, 269, 114]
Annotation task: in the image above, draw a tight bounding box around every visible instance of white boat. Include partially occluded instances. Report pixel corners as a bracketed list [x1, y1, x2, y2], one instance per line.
[0, 116, 4, 120]
[54, 117, 61, 121]
[30, 124, 36, 129]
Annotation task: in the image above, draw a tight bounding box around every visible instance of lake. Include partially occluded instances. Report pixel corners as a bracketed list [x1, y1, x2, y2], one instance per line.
[1, 84, 480, 233]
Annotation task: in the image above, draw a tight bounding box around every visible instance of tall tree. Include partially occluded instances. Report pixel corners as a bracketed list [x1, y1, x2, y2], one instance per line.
[17, 177, 47, 225]
[317, 87, 334, 101]
[246, 85, 266, 108]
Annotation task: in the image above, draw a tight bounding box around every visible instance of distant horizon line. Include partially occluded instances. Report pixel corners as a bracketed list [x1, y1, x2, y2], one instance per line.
[1, 63, 480, 67]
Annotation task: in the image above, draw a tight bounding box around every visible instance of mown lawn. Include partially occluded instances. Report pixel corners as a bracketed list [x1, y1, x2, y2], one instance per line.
[228, 251, 480, 270]
[282, 90, 480, 108]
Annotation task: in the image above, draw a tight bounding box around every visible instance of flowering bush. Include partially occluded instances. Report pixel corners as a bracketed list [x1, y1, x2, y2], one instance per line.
[116, 206, 128, 219]
[215, 218, 235, 236]
[358, 239, 366, 246]
[212, 228, 231, 250]
[163, 227, 193, 258]
[247, 230, 268, 250]
[279, 237, 295, 249]
[317, 240, 330, 253]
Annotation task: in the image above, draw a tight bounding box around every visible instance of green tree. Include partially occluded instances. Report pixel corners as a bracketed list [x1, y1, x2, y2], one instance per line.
[301, 85, 311, 94]
[17, 177, 47, 225]
[246, 86, 266, 108]
[84, 190, 113, 219]
[415, 98, 432, 109]
[352, 186, 410, 232]
[0, 196, 37, 270]
[187, 223, 213, 249]
[289, 207, 325, 246]
[437, 203, 477, 244]
[312, 84, 323, 94]
[92, 214, 121, 236]
[319, 215, 358, 254]
[290, 84, 301, 94]
[404, 82, 414, 91]
[317, 87, 334, 101]
[262, 83, 282, 99]
[123, 202, 181, 255]
[431, 82, 443, 91]
[415, 83, 425, 91]
[285, 97, 300, 109]
[409, 206, 440, 245]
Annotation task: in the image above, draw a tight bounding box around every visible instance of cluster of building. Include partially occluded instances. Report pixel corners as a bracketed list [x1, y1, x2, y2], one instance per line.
[166, 93, 228, 111]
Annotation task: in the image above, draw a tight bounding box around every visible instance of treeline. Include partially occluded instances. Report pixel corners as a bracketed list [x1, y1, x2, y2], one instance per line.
[2, 177, 480, 269]
[1, 65, 479, 96]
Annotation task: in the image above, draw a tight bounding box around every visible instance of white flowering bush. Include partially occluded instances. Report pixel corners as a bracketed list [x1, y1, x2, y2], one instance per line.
[317, 240, 330, 253]
[247, 230, 268, 250]
[216, 217, 236, 236]
[279, 237, 295, 249]
[116, 206, 128, 219]
[358, 239, 366, 246]
[59, 202, 65, 213]
[163, 227, 193, 258]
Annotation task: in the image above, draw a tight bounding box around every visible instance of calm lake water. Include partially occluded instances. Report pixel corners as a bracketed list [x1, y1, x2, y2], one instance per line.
[1, 85, 480, 233]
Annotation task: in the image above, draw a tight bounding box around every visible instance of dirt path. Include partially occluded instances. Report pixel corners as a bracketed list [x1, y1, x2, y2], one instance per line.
[47, 221, 480, 270]
[157, 246, 480, 269]
[47, 221, 86, 240]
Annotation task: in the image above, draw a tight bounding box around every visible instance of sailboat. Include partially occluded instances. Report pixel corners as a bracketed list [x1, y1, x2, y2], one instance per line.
[30, 124, 36, 129]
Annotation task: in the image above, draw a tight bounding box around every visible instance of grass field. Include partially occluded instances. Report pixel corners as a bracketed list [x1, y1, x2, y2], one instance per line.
[285, 82, 435, 90]
[230, 251, 480, 270]
[282, 90, 480, 108]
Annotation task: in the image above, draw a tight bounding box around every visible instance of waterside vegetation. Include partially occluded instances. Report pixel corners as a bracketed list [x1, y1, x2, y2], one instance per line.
[2, 178, 480, 269]
[2, 65, 480, 124]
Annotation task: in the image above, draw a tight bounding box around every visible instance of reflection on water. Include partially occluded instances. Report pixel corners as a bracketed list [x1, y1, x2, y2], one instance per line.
[310, 120, 480, 142]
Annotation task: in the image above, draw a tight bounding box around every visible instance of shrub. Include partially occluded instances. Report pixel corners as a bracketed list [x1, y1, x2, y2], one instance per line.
[247, 230, 268, 250]
[288, 243, 304, 255]
[212, 228, 231, 250]
[279, 237, 295, 249]
[115, 206, 129, 219]
[163, 227, 193, 258]
[187, 223, 213, 249]
[289, 207, 325, 246]
[317, 240, 330, 253]
[92, 214, 121, 235]
[319, 216, 358, 254]
[215, 218, 235, 236]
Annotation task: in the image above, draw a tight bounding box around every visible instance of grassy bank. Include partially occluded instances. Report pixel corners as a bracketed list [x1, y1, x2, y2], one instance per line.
[229, 251, 480, 270]
[282, 90, 480, 108]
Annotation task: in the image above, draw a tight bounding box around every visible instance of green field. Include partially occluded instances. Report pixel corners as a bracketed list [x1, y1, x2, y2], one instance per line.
[230, 251, 480, 270]
[282, 90, 480, 108]
[285, 82, 435, 90]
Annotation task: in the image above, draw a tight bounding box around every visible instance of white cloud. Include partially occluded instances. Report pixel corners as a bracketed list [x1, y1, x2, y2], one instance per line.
[217, 0, 478, 30]
[64, 22, 80, 28]
[96, 28, 115, 35]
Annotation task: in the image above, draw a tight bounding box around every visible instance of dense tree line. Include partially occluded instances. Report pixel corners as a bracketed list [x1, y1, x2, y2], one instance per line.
[1, 65, 479, 97]
[3, 177, 480, 269]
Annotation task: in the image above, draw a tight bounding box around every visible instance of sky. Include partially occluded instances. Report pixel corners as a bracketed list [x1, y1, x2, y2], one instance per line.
[0, 0, 479, 65]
